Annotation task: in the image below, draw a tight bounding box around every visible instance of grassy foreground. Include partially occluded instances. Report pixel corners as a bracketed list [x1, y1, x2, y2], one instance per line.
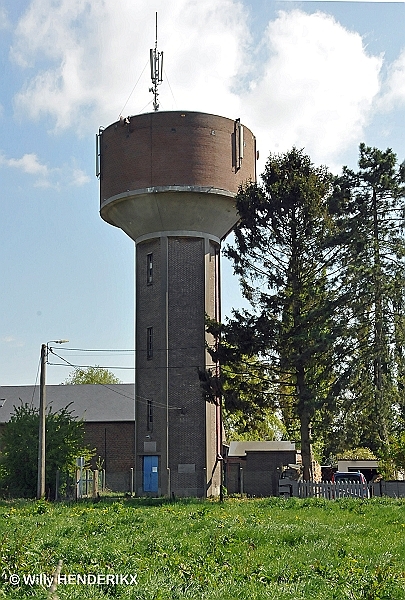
[1, 496, 405, 599]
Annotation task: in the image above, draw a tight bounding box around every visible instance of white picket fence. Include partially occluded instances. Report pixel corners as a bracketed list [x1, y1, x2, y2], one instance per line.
[279, 479, 369, 498]
[298, 481, 369, 499]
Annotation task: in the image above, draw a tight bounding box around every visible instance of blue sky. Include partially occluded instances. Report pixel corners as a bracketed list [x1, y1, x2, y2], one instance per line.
[1, 0, 405, 385]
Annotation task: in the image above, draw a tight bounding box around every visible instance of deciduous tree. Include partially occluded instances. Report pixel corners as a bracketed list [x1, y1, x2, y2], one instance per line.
[0, 403, 91, 498]
[62, 366, 122, 385]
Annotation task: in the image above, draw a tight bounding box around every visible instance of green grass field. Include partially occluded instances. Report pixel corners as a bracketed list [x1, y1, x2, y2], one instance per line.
[1, 496, 405, 599]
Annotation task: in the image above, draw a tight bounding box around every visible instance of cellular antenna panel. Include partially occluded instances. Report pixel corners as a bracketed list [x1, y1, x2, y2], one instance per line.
[149, 12, 164, 111]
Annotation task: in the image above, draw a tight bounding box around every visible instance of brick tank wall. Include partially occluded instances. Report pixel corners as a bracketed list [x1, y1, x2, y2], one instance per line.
[100, 111, 256, 203]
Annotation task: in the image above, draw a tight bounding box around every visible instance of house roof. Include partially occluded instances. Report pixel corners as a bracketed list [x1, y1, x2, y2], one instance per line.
[0, 384, 135, 423]
[228, 441, 296, 457]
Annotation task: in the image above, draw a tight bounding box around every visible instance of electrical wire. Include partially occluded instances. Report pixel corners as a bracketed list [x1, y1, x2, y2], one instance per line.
[30, 354, 41, 407]
[119, 59, 149, 118]
[59, 348, 134, 352]
[95, 383, 180, 412]
[48, 362, 134, 370]
[48, 360, 217, 372]
[138, 99, 153, 114]
[163, 69, 176, 108]
[48, 349, 182, 411]
[52, 343, 218, 354]
[48, 349, 134, 371]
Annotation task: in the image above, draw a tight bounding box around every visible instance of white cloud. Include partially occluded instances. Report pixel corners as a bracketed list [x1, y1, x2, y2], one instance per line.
[3, 152, 49, 176]
[0, 151, 90, 188]
[1, 336, 25, 347]
[242, 10, 382, 170]
[71, 167, 90, 187]
[378, 48, 405, 111]
[11, 0, 249, 132]
[10, 1, 384, 168]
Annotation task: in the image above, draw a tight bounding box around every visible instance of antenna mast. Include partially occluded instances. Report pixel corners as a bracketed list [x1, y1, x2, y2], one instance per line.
[149, 12, 163, 111]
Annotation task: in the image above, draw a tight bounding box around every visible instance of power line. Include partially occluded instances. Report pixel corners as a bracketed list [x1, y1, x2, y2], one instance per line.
[58, 348, 134, 352]
[87, 381, 180, 412]
[31, 354, 41, 406]
[55, 345, 216, 353]
[48, 362, 134, 370]
[49, 349, 219, 372]
[48, 350, 182, 411]
[48, 360, 218, 372]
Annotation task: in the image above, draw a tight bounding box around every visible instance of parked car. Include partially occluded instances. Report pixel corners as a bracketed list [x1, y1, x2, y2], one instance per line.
[332, 471, 369, 498]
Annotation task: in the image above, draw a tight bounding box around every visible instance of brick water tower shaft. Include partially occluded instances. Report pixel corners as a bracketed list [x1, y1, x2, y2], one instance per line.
[99, 110, 256, 497]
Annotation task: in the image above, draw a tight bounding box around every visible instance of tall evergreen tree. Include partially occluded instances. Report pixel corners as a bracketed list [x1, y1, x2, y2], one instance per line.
[201, 329, 283, 441]
[218, 148, 342, 480]
[333, 144, 405, 453]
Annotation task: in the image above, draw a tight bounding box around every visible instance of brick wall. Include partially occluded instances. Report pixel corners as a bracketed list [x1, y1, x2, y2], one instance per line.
[167, 237, 206, 496]
[84, 422, 135, 472]
[84, 422, 135, 492]
[100, 111, 256, 202]
[244, 451, 298, 497]
[135, 237, 167, 495]
[134, 235, 220, 497]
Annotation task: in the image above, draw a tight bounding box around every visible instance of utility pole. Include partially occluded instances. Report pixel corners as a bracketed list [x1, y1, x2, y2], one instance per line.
[37, 343, 47, 499]
[37, 340, 69, 500]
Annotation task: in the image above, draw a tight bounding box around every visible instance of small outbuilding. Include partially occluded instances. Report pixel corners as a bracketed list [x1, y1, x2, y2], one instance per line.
[225, 441, 300, 496]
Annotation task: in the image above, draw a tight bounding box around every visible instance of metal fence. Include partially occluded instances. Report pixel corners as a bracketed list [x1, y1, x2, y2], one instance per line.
[75, 469, 104, 499]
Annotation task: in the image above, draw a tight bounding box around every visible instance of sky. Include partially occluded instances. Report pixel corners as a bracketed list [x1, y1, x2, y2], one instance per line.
[1, 0, 405, 386]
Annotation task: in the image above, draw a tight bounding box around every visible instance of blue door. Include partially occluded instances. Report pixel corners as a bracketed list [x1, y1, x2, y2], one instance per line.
[143, 455, 158, 493]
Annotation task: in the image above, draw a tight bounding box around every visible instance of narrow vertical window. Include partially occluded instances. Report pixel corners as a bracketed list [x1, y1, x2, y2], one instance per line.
[147, 253, 153, 285]
[147, 326, 153, 359]
[147, 399, 153, 431]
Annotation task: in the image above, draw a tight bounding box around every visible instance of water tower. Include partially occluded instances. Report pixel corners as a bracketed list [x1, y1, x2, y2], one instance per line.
[97, 29, 256, 497]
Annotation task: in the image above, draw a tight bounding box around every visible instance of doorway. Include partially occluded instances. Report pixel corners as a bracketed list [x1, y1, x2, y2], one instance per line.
[143, 455, 158, 493]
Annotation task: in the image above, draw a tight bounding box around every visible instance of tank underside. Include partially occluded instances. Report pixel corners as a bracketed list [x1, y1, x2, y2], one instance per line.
[101, 186, 237, 242]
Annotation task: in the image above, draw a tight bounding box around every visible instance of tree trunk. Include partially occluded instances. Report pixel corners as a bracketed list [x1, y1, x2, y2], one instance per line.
[299, 410, 313, 482]
[372, 187, 389, 447]
[296, 364, 313, 481]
